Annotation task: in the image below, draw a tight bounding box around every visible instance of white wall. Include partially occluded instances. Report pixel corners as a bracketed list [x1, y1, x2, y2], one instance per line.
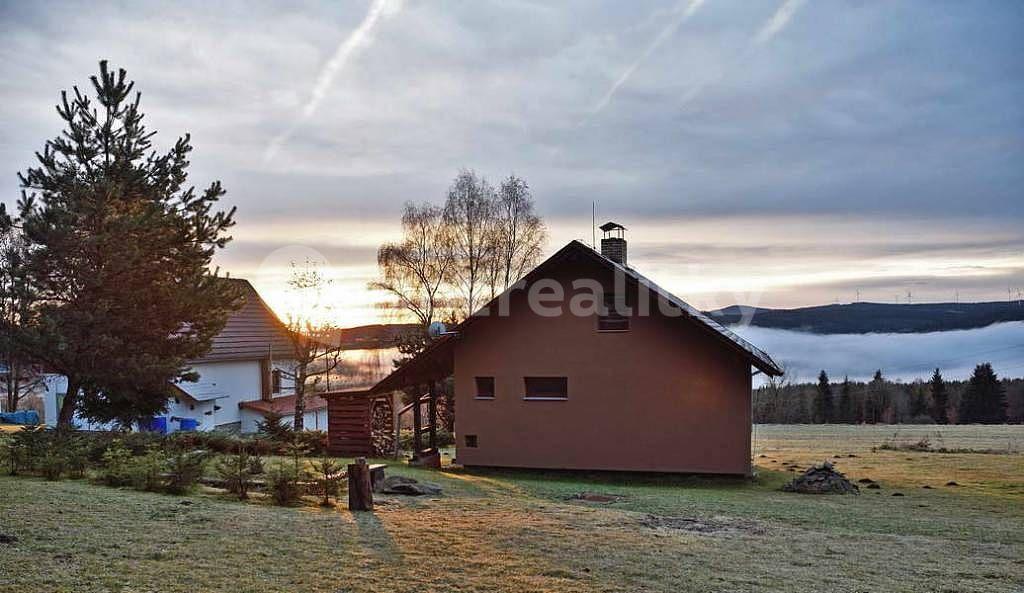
[40, 358, 306, 433]
[243, 407, 328, 433]
[41, 374, 64, 425]
[41, 374, 120, 431]
[282, 408, 328, 431]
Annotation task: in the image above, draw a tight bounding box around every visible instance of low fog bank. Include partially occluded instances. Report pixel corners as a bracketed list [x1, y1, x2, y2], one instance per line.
[732, 321, 1024, 384]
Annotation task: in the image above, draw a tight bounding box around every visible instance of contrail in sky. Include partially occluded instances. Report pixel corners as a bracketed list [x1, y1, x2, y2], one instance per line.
[677, 0, 807, 107]
[591, 0, 705, 114]
[264, 0, 402, 162]
[753, 0, 806, 45]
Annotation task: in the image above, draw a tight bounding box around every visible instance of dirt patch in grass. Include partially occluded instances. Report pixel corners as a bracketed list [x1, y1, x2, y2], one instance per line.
[566, 492, 625, 503]
[640, 514, 767, 536]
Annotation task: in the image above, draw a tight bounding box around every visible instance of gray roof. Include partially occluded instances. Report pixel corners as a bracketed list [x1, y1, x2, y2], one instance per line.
[191, 279, 295, 364]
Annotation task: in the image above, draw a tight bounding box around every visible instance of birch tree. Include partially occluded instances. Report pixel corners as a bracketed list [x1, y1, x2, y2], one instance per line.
[492, 175, 546, 295]
[282, 261, 343, 431]
[370, 202, 454, 329]
[444, 170, 499, 317]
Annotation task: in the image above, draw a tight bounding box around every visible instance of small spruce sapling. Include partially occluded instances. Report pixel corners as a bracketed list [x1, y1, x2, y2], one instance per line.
[214, 444, 263, 500]
[312, 455, 344, 507]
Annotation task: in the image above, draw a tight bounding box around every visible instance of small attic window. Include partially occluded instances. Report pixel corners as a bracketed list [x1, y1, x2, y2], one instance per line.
[598, 292, 630, 331]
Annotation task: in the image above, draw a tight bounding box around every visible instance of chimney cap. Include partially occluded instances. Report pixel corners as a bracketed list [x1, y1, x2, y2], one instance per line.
[599, 221, 626, 232]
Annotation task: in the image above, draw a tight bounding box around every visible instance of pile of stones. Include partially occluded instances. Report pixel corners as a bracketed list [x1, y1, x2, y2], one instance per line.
[782, 461, 860, 495]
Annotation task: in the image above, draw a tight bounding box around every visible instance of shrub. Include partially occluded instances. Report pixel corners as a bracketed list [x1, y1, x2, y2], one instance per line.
[164, 450, 209, 494]
[99, 440, 135, 487]
[129, 445, 167, 492]
[37, 435, 72, 481]
[4, 429, 35, 475]
[293, 430, 328, 457]
[61, 433, 90, 479]
[0, 434, 12, 475]
[398, 428, 454, 451]
[256, 412, 294, 441]
[214, 447, 263, 500]
[265, 435, 311, 506]
[2, 427, 88, 479]
[167, 431, 240, 454]
[8, 426, 48, 474]
[265, 461, 305, 506]
[38, 449, 67, 481]
[311, 456, 344, 507]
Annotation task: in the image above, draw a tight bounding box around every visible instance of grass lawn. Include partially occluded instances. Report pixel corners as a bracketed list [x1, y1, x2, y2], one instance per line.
[1, 424, 1022, 593]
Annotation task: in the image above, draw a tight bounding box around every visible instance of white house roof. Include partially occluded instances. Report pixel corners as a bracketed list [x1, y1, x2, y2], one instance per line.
[172, 380, 230, 402]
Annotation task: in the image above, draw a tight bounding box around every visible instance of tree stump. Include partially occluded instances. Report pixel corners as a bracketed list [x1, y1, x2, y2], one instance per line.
[348, 457, 373, 511]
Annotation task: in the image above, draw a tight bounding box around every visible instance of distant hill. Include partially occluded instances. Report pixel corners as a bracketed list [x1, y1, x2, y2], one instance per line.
[331, 323, 421, 350]
[706, 301, 1024, 334]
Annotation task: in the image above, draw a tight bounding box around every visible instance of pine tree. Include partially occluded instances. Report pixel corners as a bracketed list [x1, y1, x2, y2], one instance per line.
[929, 368, 949, 424]
[908, 382, 928, 419]
[0, 223, 44, 414]
[815, 370, 834, 423]
[958, 363, 1007, 424]
[11, 61, 239, 426]
[865, 370, 887, 424]
[838, 376, 853, 423]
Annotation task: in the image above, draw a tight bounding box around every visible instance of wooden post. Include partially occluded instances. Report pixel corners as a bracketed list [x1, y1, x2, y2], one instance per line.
[428, 380, 438, 451]
[392, 391, 401, 460]
[412, 385, 423, 457]
[347, 457, 373, 511]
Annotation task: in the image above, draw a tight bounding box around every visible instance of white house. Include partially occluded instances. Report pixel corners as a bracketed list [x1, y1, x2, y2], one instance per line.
[42, 279, 329, 433]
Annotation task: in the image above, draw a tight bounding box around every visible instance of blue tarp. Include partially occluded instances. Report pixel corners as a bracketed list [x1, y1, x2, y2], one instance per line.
[0, 410, 41, 425]
[140, 416, 169, 434]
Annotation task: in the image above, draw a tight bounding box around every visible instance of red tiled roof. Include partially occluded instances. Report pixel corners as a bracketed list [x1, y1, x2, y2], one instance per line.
[238, 394, 328, 416]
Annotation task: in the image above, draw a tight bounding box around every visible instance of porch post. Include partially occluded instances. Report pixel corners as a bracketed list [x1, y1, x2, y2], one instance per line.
[392, 391, 401, 459]
[428, 380, 438, 451]
[412, 385, 423, 457]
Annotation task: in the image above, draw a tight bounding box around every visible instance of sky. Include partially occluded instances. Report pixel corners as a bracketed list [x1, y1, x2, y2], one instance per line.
[1, 0, 1022, 327]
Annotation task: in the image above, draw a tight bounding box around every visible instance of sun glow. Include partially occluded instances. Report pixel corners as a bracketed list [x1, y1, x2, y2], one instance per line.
[214, 213, 1024, 327]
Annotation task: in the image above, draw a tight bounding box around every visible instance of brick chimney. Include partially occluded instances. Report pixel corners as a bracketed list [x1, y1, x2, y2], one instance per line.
[599, 221, 627, 265]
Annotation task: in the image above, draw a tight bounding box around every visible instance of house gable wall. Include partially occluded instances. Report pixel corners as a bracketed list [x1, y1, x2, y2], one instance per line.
[453, 258, 753, 474]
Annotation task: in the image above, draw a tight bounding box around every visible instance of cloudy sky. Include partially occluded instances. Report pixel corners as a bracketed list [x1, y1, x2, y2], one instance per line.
[2, 0, 1022, 326]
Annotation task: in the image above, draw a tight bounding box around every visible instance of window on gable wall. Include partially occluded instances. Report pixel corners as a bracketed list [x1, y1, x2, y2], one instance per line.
[475, 377, 495, 399]
[524, 377, 568, 400]
[598, 291, 630, 331]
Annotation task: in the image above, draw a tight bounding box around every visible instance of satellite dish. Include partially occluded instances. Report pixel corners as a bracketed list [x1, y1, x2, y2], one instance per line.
[428, 321, 447, 337]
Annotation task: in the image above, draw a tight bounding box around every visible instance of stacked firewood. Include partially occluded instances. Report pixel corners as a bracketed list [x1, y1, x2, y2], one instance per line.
[782, 461, 860, 495]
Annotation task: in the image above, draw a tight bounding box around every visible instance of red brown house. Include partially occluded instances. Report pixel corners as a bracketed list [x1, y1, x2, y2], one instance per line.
[328, 224, 782, 475]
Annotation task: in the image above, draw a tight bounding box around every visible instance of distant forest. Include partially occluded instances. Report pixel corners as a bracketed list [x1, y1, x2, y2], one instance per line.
[755, 367, 1023, 425]
[710, 301, 1024, 334]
